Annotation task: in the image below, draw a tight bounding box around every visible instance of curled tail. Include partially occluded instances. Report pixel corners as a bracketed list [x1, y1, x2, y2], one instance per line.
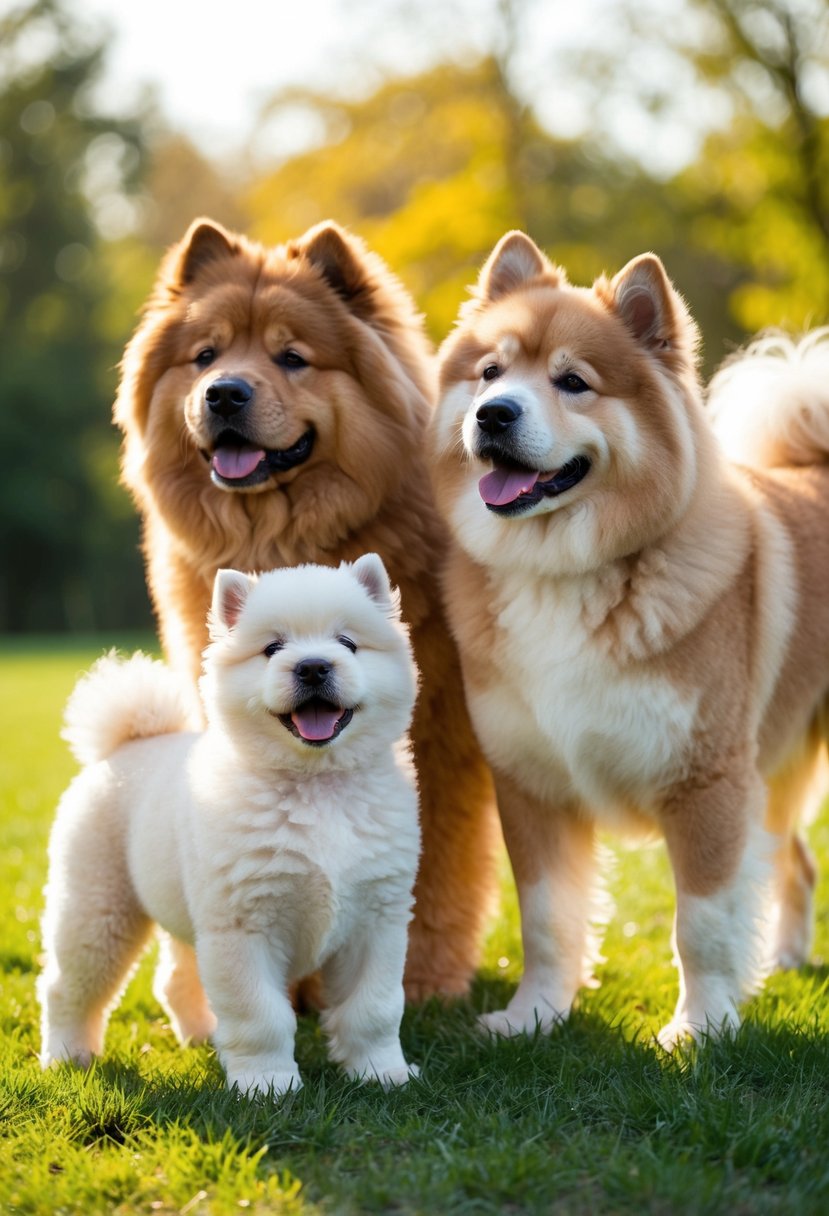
[708, 328, 829, 468]
[62, 650, 199, 766]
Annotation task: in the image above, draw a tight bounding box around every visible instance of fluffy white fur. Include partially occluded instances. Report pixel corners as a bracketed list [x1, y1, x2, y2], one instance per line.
[39, 554, 421, 1096]
[709, 328, 829, 467]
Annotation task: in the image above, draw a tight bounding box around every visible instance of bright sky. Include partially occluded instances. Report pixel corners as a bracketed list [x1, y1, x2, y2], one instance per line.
[7, 0, 724, 174]
[64, 0, 500, 158]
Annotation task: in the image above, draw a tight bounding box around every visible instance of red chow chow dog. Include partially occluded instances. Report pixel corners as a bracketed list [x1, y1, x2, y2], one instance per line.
[114, 218, 497, 1000]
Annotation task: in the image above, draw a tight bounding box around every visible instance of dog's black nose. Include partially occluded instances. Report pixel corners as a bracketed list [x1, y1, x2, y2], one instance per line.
[476, 397, 522, 434]
[205, 377, 253, 418]
[295, 659, 333, 687]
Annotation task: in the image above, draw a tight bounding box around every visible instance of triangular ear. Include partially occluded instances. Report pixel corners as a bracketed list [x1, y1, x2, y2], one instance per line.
[210, 569, 254, 634]
[297, 221, 373, 314]
[477, 231, 561, 302]
[167, 218, 237, 287]
[349, 553, 401, 618]
[609, 254, 694, 355]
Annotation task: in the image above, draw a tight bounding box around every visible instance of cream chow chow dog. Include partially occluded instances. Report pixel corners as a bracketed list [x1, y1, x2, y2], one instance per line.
[432, 229, 829, 1048]
[39, 555, 420, 1094]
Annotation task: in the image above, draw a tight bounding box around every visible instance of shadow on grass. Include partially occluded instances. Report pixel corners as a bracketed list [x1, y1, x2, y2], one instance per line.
[17, 978, 829, 1216]
[52, 971, 829, 1147]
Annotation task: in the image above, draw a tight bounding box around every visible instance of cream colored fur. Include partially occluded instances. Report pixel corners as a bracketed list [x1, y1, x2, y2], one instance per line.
[433, 232, 829, 1046]
[39, 556, 420, 1094]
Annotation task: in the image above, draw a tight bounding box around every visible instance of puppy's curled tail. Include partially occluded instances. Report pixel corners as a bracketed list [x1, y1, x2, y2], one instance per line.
[708, 328, 829, 468]
[62, 651, 199, 766]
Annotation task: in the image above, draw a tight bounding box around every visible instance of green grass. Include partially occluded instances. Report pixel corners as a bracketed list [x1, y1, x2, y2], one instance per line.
[3, 638, 829, 1214]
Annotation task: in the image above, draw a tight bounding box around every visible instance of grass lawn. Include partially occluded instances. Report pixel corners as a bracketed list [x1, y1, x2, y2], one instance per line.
[3, 636, 829, 1214]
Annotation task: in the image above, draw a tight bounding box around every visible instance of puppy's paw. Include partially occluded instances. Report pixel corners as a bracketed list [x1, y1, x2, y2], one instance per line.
[40, 1046, 95, 1070]
[376, 1062, 419, 1089]
[345, 1060, 419, 1088]
[39, 1032, 97, 1070]
[656, 1010, 739, 1052]
[227, 1069, 303, 1098]
[656, 1019, 692, 1052]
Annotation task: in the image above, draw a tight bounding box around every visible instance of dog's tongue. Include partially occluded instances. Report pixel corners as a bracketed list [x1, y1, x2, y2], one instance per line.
[479, 467, 540, 507]
[291, 703, 342, 742]
[212, 445, 265, 480]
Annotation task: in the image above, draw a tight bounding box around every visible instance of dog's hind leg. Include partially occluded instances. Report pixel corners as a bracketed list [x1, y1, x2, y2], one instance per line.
[39, 886, 152, 1068]
[39, 779, 153, 1068]
[153, 932, 216, 1044]
[765, 741, 824, 971]
[403, 621, 500, 1001]
[772, 832, 818, 970]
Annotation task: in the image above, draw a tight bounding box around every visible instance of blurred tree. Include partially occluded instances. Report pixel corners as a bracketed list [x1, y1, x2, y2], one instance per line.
[676, 0, 829, 332]
[573, 0, 829, 336]
[138, 130, 249, 248]
[4, 0, 827, 637]
[247, 59, 675, 342]
[0, 0, 152, 632]
[247, 55, 745, 366]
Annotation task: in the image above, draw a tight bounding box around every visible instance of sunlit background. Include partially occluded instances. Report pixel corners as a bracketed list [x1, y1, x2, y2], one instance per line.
[1, 0, 827, 633]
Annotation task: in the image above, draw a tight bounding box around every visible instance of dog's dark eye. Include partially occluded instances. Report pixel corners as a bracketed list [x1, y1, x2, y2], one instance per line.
[338, 635, 357, 653]
[275, 349, 308, 370]
[482, 364, 500, 382]
[194, 348, 216, 368]
[555, 372, 590, 395]
[263, 639, 285, 657]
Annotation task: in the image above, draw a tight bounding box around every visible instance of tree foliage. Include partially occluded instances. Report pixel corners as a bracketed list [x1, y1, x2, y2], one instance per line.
[3, 0, 828, 633]
[676, 0, 829, 331]
[0, 0, 150, 630]
[247, 56, 752, 362]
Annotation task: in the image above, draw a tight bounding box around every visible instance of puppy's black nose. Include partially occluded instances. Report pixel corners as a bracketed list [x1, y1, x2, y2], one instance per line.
[476, 397, 522, 434]
[205, 377, 253, 418]
[295, 659, 333, 687]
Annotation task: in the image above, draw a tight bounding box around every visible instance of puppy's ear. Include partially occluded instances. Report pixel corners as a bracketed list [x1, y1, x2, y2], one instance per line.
[349, 553, 402, 619]
[295, 221, 375, 317]
[476, 231, 563, 303]
[167, 218, 238, 288]
[605, 253, 699, 364]
[210, 569, 253, 635]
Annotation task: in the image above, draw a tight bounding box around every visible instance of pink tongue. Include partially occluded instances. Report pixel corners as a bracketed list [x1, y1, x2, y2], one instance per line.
[291, 704, 342, 742]
[479, 467, 540, 507]
[212, 445, 266, 479]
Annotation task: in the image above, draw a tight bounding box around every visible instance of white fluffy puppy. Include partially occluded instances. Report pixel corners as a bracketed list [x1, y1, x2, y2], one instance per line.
[39, 554, 420, 1096]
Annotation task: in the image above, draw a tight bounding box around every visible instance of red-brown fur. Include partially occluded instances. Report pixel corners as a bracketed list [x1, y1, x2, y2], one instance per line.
[114, 218, 497, 999]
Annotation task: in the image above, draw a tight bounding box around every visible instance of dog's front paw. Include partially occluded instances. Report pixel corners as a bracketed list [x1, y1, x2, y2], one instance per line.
[656, 1009, 739, 1052]
[40, 1045, 95, 1070]
[656, 1019, 692, 1052]
[377, 1062, 419, 1089]
[227, 1069, 303, 1098]
[478, 1009, 525, 1038]
[39, 1028, 99, 1070]
[478, 1004, 564, 1038]
[346, 1061, 419, 1089]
